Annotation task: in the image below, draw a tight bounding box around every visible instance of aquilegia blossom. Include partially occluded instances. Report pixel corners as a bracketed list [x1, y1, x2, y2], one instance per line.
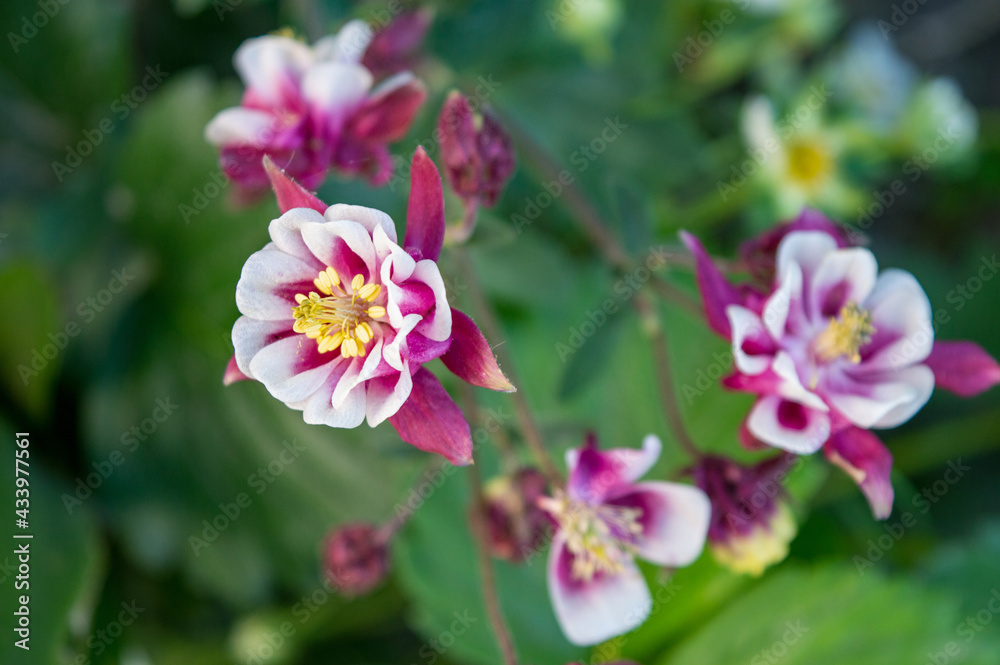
[205, 21, 425, 199]
[540, 434, 710, 645]
[682, 210, 1000, 518]
[228, 149, 514, 465]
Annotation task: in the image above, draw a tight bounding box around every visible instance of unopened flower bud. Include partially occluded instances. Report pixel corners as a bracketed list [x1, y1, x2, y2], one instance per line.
[323, 523, 388, 595]
[693, 455, 798, 576]
[438, 91, 516, 210]
[362, 9, 433, 78]
[483, 468, 549, 562]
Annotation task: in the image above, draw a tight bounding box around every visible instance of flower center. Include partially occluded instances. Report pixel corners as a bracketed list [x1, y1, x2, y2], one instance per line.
[813, 302, 875, 364]
[292, 267, 386, 358]
[539, 491, 643, 582]
[786, 139, 832, 189]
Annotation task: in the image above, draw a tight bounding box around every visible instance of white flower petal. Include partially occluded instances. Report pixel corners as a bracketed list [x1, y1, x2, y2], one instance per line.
[365, 367, 414, 426]
[762, 261, 802, 340]
[234, 35, 314, 106]
[727, 306, 773, 376]
[302, 61, 372, 125]
[828, 364, 935, 429]
[810, 247, 878, 319]
[269, 208, 328, 264]
[248, 335, 338, 403]
[324, 204, 398, 244]
[288, 367, 367, 428]
[331, 357, 364, 408]
[860, 268, 934, 370]
[772, 351, 828, 411]
[231, 316, 289, 380]
[313, 19, 373, 64]
[747, 395, 831, 454]
[614, 482, 710, 567]
[383, 314, 421, 372]
[776, 231, 839, 295]
[204, 107, 274, 147]
[300, 220, 377, 279]
[236, 246, 315, 320]
[741, 96, 779, 156]
[547, 533, 651, 647]
[565, 434, 663, 487]
[411, 260, 452, 342]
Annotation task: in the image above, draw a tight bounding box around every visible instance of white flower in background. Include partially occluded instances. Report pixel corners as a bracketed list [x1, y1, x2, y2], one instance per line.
[899, 77, 978, 165]
[740, 95, 859, 219]
[826, 25, 918, 130]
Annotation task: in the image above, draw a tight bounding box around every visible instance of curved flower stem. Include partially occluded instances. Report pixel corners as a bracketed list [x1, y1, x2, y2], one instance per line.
[459, 381, 520, 473]
[376, 459, 443, 542]
[633, 293, 704, 461]
[455, 249, 564, 486]
[445, 198, 481, 246]
[468, 462, 520, 665]
[500, 114, 703, 460]
[501, 112, 705, 317]
[648, 276, 701, 317]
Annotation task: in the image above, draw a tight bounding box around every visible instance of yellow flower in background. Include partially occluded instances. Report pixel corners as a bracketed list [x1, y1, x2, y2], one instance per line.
[739, 94, 862, 219]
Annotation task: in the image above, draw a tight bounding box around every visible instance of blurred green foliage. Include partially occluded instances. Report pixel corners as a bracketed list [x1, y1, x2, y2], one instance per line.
[1, 0, 999, 664]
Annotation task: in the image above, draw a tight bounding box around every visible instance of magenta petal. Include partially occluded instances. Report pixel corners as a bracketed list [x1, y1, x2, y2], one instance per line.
[388, 367, 473, 465]
[263, 155, 328, 215]
[360, 9, 433, 77]
[824, 426, 894, 520]
[223, 355, 252, 385]
[403, 147, 445, 261]
[722, 368, 781, 395]
[441, 308, 515, 392]
[438, 91, 481, 198]
[347, 76, 426, 143]
[924, 340, 1000, 397]
[679, 231, 743, 338]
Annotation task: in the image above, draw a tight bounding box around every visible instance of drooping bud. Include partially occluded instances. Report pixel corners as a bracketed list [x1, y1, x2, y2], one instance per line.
[323, 523, 388, 595]
[483, 468, 549, 562]
[437, 91, 515, 240]
[692, 455, 798, 577]
[362, 9, 433, 79]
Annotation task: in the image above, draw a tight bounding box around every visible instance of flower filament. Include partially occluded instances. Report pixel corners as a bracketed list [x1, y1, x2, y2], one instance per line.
[813, 302, 875, 364]
[540, 491, 644, 582]
[292, 267, 386, 358]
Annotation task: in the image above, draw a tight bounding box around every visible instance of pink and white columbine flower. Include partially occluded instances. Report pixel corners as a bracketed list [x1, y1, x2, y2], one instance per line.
[541, 435, 710, 646]
[205, 21, 425, 199]
[682, 210, 1000, 518]
[228, 149, 514, 464]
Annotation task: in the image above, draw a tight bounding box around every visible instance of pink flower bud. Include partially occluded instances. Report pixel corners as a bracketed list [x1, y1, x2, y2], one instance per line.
[438, 91, 515, 209]
[362, 9, 433, 78]
[692, 455, 798, 576]
[323, 523, 388, 596]
[483, 468, 549, 562]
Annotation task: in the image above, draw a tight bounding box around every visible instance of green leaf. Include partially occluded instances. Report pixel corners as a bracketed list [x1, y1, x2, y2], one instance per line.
[392, 452, 585, 665]
[557, 300, 626, 400]
[0, 263, 60, 416]
[655, 564, 972, 665]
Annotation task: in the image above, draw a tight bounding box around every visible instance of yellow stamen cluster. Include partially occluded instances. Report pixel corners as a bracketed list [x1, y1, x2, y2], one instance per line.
[813, 302, 875, 364]
[540, 491, 644, 582]
[292, 267, 386, 358]
[786, 139, 833, 190]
